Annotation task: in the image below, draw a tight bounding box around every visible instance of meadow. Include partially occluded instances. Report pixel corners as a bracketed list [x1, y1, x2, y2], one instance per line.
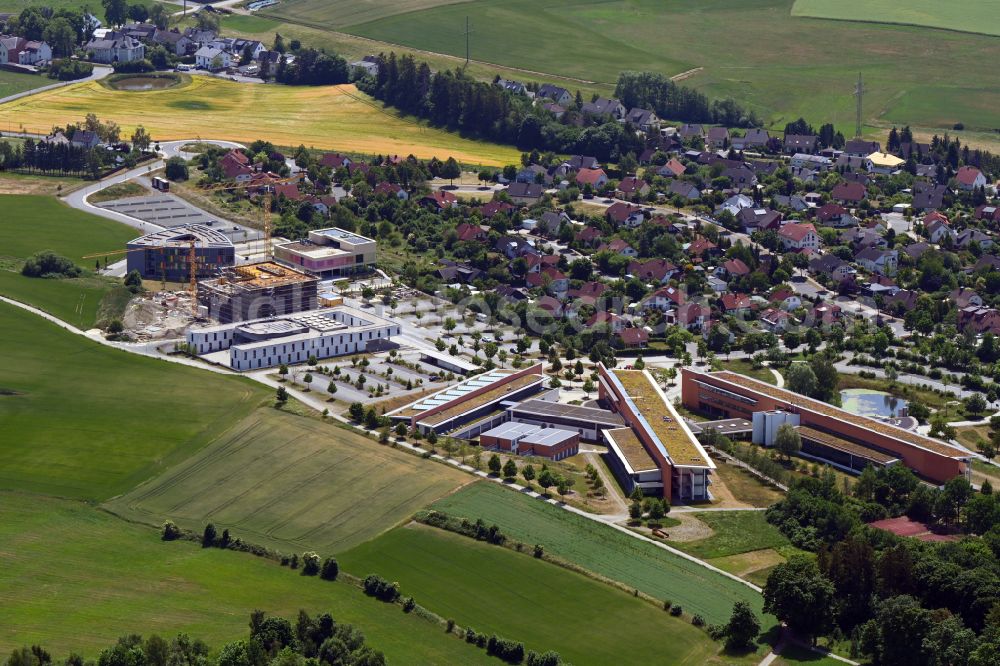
[430, 482, 767, 625]
[670, 511, 793, 560]
[0, 302, 267, 500]
[105, 409, 471, 554]
[0, 493, 492, 664]
[791, 0, 1000, 37]
[0, 78, 521, 166]
[264, 0, 1000, 134]
[0, 194, 138, 326]
[0, 69, 53, 99]
[339, 524, 749, 665]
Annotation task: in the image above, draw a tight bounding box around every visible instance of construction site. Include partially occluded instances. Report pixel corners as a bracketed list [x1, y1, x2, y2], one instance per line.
[197, 261, 319, 323]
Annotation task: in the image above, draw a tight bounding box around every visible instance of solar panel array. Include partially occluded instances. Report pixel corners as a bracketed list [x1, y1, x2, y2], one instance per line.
[410, 372, 510, 411]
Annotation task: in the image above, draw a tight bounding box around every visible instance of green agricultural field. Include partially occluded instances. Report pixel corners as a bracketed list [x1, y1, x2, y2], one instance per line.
[792, 0, 1000, 37]
[105, 409, 471, 554]
[0, 78, 521, 166]
[340, 524, 751, 665]
[0, 303, 267, 500]
[266, 0, 1000, 133]
[430, 482, 767, 625]
[0, 493, 492, 664]
[669, 511, 794, 560]
[0, 69, 52, 99]
[0, 194, 137, 326]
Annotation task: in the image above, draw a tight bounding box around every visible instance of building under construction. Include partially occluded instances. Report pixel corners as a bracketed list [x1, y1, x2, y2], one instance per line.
[197, 261, 318, 323]
[126, 224, 235, 281]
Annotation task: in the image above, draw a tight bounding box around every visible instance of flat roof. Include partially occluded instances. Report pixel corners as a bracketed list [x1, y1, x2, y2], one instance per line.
[313, 227, 374, 245]
[707, 371, 967, 459]
[480, 421, 539, 441]
[612, 369, 713, 468]
[799, 426, 899, 466]
[510, 398, 624, 427]
[522, 427, 577, 448]
[191, 305, 393, 345]
[206, 261, 317, 291]
[604, 427, 658, 473]
[687, 418, 753, 435]
[127, 223, 233, 249]
[420, 348, 478, 372]
[276, 241, 350, 259]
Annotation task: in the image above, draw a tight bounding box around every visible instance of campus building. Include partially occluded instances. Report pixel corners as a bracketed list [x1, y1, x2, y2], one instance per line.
[273, 227, 376, 277]
[126, 224, 235, 281]
[479, 421, 580, 460]
[598, 365, 715, 501]
[388, 365, 546, 437]
[680, 369, 970, 484]
[197, 262, 318, 323]
[186, 305, 399, 371]
[508, 397, 624, 440]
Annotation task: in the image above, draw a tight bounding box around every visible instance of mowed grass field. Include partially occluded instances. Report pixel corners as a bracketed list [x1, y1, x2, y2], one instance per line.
[430, 482, 767, 625]
[267, 0, 1000, 133]
[792, 0, 1000, 37]
[0, 302, 267, 500]
[105, 408, 472, 554]
[0, 78, 520, 165]
[0, 493, 492, 664]
[0, 69, 53, 99]
[339, 524, 750, 665]
[0, 195, 137, 327]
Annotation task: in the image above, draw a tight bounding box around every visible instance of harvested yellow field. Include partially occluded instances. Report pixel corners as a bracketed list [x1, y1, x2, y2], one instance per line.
[0, 77, 519, 166]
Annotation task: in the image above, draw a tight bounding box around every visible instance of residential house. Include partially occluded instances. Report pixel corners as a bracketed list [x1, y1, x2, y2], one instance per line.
[575, 168, 609, 190]
[656, 158, 686, 179]
[720, 293, 752, 315]
[716, 193, 754, 217]
[601, 238, 638, 258]
[737, 207, 781, 234]
[832, 181, 867, 205]
[769, 287, 802, 311]
[319, 153, 351, 170]
[732, 129, 769, 151]
[508, 182, 545, 206]
[975, 205, 1000, 223]
[912, 181, 948, 211]
[951, 288, 984, 309]
[220, 149, 252, 182]
[671, 302, 708, 331]
[815, 203, 854, 227]
[152, 29, 193, 56]
[455, 223, 488, 243]
[495, 236, 536, 260]
[587, 311, 626, 334]
[84, 32, 144, 63]
[535, 295, 564, 317]
[629, 259, 678, 285]
[844, 139, 881, 157]
[974, 255, 1000, 273]
[576, 226, 603, 247]
[0, 36, 51, 64]
[856, 247, 899, 276]
[581, 97, 627, 120]
[605, 202, 645, 228]
[678, 124, 704, 141]
[724, 166, 757, 189]
[706, 127, 730, 149]
[923, 212, 955, 244]
[536, 84, 571, 106]
[374, 182, 408, 200]
[69, 130, 100, 150]
[539, 211, 571, 236]
[865, 152, 905, 175]
[122, 22, 156, 41]
[809, 254, 854, 282]
[436, 261, 482, 284]
[957, 166, 988, 191]
[625, 108, 659, 132]
[420, 191, 458, 211]
[617, 176, 650, 199]
[516, 164, 552, 185]
[481, 200, 514, 219]
[959, 306, 1000, 335]
[558, 155, 600, 175]
[721, 258, 750, 278]
[195, 45, 230, 70]
[790, 153, 832, 170]
[760, 307, 793, 332]
[778, 222, 819, 251]
[957, 229, 994, 250]
[784, 134, 818, 154]
[618, 327, 649, 349]
[688, 236, 719, 259]
[773, 194, 809, 212]
[495, 78, 527, 95]
[349, 56, 380, 78]
[644, 285, 685, 311]
[902, 242, 931, 261]
[542, 102, 565, 120]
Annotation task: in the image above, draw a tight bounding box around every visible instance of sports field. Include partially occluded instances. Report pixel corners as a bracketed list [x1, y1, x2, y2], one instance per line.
[340, 524, 749, 665]
[0, 78, 520, 165]
[792, 0, 1000, 37]
[0, 302, 267, 500]
[105, 409, 471, 554]
[0, 493, 492, 664]
[263, 0, 1000, 133]
[430, 482, 766, 625]
[0, 194, 137, 326]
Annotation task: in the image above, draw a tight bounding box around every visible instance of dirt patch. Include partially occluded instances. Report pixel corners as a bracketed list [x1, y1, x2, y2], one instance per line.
[709, 548, 785, 579]
[122, 290, 197, 340]
[657, 513, 714, 542]
[671, 66, 704, 82]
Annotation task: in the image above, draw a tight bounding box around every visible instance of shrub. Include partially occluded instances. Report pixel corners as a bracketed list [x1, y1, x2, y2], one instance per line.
[446, 619, 455, 633]
[486, 635, 525, 664]
[670, 605, 683, 616]
[301, 552, 320, 576]
[533, 544, 544, 558]
[320, 557, 339, 581]
[112, 59, 154, 73]
[164, 156, 189, 181]
[21, 251, 82, 278]
[48, 59, 93, 81]
[363, 574, 400, 602]
[662, 600, 672, 611]
[692, 614, 705, 627]
[161, 520, 182, 541]
[202, 523, 217, 547]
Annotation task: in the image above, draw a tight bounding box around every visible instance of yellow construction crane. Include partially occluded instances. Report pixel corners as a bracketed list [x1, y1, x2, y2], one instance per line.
[196, 174, 303, 260]
[82, 239, 201, 316]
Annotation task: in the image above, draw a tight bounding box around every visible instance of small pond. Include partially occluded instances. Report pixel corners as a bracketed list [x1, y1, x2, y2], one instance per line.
[839, 388, 908, 418]
[110, 76, 179, 91]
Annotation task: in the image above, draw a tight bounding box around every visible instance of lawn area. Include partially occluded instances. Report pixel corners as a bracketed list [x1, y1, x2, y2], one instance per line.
[266, 0, 1000, 134]
[0, 69, 52, 99]
[712, 461, 785, 508]
[837, 373, 971, 420]
[0, 302, 267, 500]
[669, 511, 793, 560]
[0, 170, 86, 196]
[725, 359, 778, 385]
[0, 194, 138, 326]
[430, 482, 767, 625]
[791, 0, 1000, 37]
[104, 408, 472, 554]
[88, 180, 149, 204]
[0, 493, 492, 664]
[0, 78, 520, 166]
[339, 523, 751, 665]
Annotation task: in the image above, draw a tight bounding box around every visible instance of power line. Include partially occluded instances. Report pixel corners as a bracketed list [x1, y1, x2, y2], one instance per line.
[461, 16, 474, 67]
[853, 72, 865, 139]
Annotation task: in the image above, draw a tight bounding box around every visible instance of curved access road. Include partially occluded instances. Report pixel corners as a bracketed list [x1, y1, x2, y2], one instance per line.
[0, 65, 113, 107]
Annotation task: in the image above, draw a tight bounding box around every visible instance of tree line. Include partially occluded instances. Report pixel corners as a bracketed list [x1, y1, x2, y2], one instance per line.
[0, 140, 96, 177]
[614, 71, 761, 128]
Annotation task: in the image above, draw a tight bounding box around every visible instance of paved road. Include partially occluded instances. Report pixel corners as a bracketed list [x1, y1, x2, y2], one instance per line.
[0, 65, 112, 108]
